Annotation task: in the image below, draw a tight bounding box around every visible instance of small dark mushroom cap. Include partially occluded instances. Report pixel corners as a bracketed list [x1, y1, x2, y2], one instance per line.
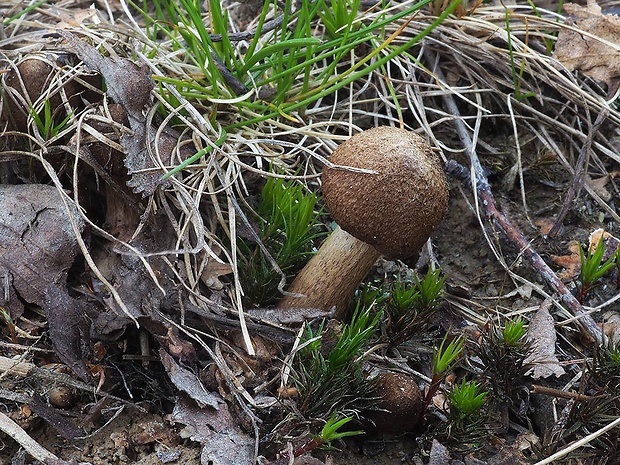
[322, 126, 449, 259]
[365, 372, 423, 434]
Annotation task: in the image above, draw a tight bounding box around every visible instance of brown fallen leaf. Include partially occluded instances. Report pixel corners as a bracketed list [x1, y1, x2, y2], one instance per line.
[200, 260, 233, 291]
[59, 30, 180, 197]
[589, 228, 620, 259]
[0, 184, 90, 381]
[586, 174, 612, 201]
[159, 349, 220, 409]
[57, 8, 99, 28]
[535, 218, 555, 236]
[525, 299, 566, 379]
[550, 240, 581, 280]
[27, 396, 84, 440]
[554, 1, 620, 95]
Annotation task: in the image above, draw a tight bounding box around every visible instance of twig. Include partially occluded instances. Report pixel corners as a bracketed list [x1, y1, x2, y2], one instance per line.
[533, 415, 620, 465]
[0, 356, 144, 409]
[548, 109, 608, 237]
[209, 15, 285, 43]
[0, 410, 65, 464]
[531, 384, 606, 402]
[430, 52, 603, 344]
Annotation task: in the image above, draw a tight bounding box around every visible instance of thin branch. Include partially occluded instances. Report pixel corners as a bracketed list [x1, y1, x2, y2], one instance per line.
[549, 109, 608, 237]
[0, 410, 68, 464]
[430, 51, 602, 344]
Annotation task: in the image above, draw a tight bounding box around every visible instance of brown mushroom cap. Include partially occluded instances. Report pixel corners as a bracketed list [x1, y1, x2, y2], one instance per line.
[322, 126, 449, 259]
[364, 372, 423, 434]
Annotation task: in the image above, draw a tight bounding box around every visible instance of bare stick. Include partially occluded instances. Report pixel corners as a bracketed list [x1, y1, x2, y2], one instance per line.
[0, 410, 60, 464]
[548, 109, 608, 237]
[531, 384, 605, 402]
[430, 53, 602, 344]
[0, 356, 143, 408]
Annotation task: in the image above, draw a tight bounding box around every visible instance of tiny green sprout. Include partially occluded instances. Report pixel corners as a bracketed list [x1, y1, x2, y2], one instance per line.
[355, 281, 390, 311]
[449, 379, 488, 419]
[291, 414, 363, 458]
[418, 334, 465, 425]
[416, 268, 446, 310]
[390, 281, 422, 312]
[433, 335, 465, 377]
[472, 319, 533, 402]
[327, 303, 381, 372]
[239, 175, 325, 306]
[385, 268, 446, 346]
[578, 236, 616, 303]
[589, 339, 620, 397]
[502, 318, 527, 347]
[319, 414, 364, 442]
[293, 302, 380, 417]
[30, 99, 73, 141]
[607, 347, 620, 368]
[318, 0, 362, 39]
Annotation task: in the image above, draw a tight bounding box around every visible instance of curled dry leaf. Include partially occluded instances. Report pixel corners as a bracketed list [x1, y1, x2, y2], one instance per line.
[589, 228, 620, 258]
[585, 174, 612, 201]
[59, 30, 180, 197]
[200, 260, 233, 291]
[550, 241, 581, 281]
[555, 2, 620, 95]
[56, 8, 99, 28]
[159, 349, 220, 409]
[525, 299, 566, 379]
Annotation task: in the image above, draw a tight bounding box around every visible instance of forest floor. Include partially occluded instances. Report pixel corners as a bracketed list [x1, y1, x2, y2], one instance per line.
[1, 1, 620, 464]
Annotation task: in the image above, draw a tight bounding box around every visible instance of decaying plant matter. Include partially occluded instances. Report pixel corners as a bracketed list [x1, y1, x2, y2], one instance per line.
[2, 0, 620, 463]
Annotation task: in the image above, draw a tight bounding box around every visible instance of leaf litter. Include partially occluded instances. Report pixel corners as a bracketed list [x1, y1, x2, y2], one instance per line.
[1, 0, 620, 464]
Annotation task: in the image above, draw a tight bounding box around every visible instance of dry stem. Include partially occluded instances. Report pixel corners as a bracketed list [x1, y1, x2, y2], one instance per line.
[431, 54, 603, 344]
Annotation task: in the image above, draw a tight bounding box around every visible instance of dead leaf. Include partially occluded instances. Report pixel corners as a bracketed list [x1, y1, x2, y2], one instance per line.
[554, 2, 620, 94]
[535, 218, 554, 235]
[589, 228, 620, 259]
[59, 30, 179, 197]
[246, 306, 335, 326]
[28, 396, 84, 440]
[200, 260, 233, 291]
[172, 395, 254, 465]
[57, 8, 99, 28]
[550, 240, 581, 280]
[586, 175, 612, 201]
[160, 349, 220, 409]
[135, 421, 181, 446]
[0, 184, 89, 381]
[525, 299, 565, 379]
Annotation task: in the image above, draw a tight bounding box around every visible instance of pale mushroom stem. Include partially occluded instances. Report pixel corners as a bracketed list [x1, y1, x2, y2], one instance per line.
[277, 226, 380, 319]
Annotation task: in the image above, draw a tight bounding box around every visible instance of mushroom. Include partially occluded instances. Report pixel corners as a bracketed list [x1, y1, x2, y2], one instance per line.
[364, 371, 423, 434]
[277, 126, 449, 318]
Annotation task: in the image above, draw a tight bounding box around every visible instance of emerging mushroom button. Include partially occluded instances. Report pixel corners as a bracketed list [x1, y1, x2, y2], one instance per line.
[277, 126, 449, 318]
